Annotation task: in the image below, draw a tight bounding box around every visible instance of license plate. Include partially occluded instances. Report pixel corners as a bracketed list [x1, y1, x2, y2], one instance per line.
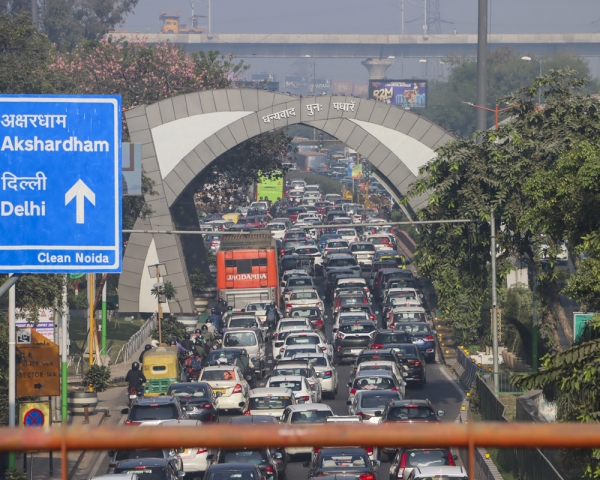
[351, 349, 362, 354]
[213, 389, 226, 395]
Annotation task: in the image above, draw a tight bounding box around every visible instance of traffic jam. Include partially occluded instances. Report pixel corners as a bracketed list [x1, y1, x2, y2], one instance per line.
[100, 178, 466, 480]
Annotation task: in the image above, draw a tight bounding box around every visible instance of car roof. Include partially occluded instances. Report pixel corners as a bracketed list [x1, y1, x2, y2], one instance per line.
[285, 403, 333, 412]
[115, 458, 168, 468]
[268, 375, 305, 382]
[354, 369, 394, 378]
[133, 396, 177, 405]
[228, 416, 278, 424]
[208, 463, 261, 471]
[249, 387, 295, 396]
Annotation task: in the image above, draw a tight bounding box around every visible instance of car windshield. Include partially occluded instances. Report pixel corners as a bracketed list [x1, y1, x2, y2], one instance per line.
[208, 470, 258, 480]
[388, 407, 436, 420]
[250, 396, 293, 410]
[295, 356, 328, 366]
[319, 454, 367, 468]
[224, 332, 257, 347]
[222, 450, 269, 465]
[290, 410, 332, 423]
[404, 449, 452, 467]
[390, 345, 418, 356]
[291, 292, 318, 300]
[353, 376, 395, 390]
[287, 336, 319, 345]
[269, 380, 302, 391]
[129, 405, 178, 421]
[229, 318, 257, 328]
[201, 370, 237, 381]
[288, 278, 313, 287]
[114, 449, 166, 461]
[115, 466, 167, 479]
[290, 308, 320, 318]
[360, 393, 399, 408]
[274, 367, 310, 377]
[340, 324, 375, 334]
[168, 384, 209, 398]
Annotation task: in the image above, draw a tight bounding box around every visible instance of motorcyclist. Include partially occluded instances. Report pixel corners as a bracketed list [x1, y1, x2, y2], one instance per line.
[180, 333, 194, 352]
[195, 336, 211, 356]
[192, 328, 202, 342]
[138, 344, 152, 363]
[125, 362, 146, 394]
[265, 302, 278, 332]
[205, 318, 217, 335]
[216, 352, 229, 365]
[208, 308, 222, 331]
[184, 351, 204, 381]
[200, 324, 214, 345]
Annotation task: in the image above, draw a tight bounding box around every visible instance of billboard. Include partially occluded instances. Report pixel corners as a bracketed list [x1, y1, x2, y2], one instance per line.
[285, 76, 308, 90]
[353, 84, 368, 97]
[333, 81, 353, 95]
[256, 172, 283, 202]
[351, 164, 363, 179]
[369, 80, 427, 109]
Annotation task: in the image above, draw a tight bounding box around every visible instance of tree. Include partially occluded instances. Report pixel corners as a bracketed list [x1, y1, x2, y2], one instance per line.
[405, 69, 600, 347]
[423, 49, 598, 137]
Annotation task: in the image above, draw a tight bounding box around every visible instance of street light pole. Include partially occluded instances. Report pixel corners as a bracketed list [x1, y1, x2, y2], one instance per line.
[463, 102, 515, 130]
[521, 56, 543, 106]
[476, 0, 488, 134]
[490, 208, 499, 394]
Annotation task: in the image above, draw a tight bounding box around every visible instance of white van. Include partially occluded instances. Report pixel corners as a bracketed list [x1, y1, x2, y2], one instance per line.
[222, 328, 267, 379]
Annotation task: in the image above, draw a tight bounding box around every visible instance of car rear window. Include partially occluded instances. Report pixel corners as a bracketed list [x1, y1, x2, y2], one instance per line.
[221, 450, 269, 465]
[286, 336, 319, 345]
[274, 367, 310, 377]
[295, 356, 328, 367]
[249, 396, 293, 410]
[284, 346, 318, 357]
[290, 410, 332, 423]
[201, 370, 238, 381]
[319, 453, 367, 468]
[328, 258, 357, 267]
[374, 332, 411, 344]
[115, 466, 166, 479]
[352, 376, 396, 390]
[360, 393, 399, 408]
[339, 296, 367, 307]
[269, 380, 302, 391]
[290, 308, 320, 317]
[327, 241, 349, 248]
[290, 291, 318, 300]
[390, 345, 418, 356]
[397, 324, 431, 334]
[229, 318, 257, 328]
[340, 324, 375, 334]
[393, 312, 426, 322]
[224, 332, 257, 347]
[129, 404, 179, 421]
[288, 278, 313, 287]
[357, 354, 395, 364]
[405, 449, 452, 467]
[387, 406, 436, 420]
[114, 449, 166, 461]
[208, 470, 258, 480]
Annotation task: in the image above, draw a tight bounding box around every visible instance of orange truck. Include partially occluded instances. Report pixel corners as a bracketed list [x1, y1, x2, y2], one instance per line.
[216, 231, 279, 309]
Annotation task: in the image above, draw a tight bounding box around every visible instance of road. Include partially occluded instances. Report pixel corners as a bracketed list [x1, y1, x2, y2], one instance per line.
[81, 271, 465, 480]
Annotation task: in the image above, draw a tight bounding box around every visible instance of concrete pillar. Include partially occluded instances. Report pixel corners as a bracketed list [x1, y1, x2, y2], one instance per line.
[361, 58, 394, 80]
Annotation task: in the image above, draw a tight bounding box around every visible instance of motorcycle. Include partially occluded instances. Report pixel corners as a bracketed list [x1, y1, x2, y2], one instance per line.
[128, 386, 143, 407]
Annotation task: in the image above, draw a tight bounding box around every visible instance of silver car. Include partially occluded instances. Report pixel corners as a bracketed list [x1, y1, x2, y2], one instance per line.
[347, 389, 402, 421]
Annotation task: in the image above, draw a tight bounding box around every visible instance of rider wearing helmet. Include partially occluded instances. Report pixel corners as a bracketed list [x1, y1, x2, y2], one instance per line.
[125, 362, 146, 393]
[208, 308, 222, 331]
[200, 324, 214, 344]
[138, 344, 153, 363]
[216, 352, 229, 365]
[184, 350, 204, 380]
[180, 332, 194, 353]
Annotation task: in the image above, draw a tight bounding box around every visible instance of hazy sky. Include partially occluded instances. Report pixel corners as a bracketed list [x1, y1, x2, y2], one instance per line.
[122, 0, 600, 85]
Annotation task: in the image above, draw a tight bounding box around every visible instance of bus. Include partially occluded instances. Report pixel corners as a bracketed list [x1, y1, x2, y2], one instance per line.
[216, 232, 280, 309]
[293, 152, 328, 172]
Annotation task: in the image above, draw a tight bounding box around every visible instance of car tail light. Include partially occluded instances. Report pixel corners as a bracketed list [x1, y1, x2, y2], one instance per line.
[232, 384, 243, 394]
[356, 412, 364, 418]
[323, 370, 332, 379]
[274, 333, 279, 339]
[408, 359, 421, 366]
[350, 388, 356, 395]
[314, 320, 323, 327]
[124, 420, 141, 426]
[397, 453, 407, 477]
[314, 447, 321, 454]
[369, 314, 375, 321]
[298, 396, 310, 402]
[370, 343, 383, 349]
[197, 448, 208, 454]
[354, 238, 358, 242]
[108, 462, 117, 469]
[423, 335, 435, 341]
[391, 387, 398, 391]
[286, 303, 293, 310]
[359, 474, 375, 480]
[265, 466, 274, 474]
[320, 346, 327, 351]
[447, 452, 456, 466]
[244, 409, 251, 415]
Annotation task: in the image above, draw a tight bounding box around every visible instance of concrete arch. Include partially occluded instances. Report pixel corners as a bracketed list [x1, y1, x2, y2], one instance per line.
[119, 90, 455, 315]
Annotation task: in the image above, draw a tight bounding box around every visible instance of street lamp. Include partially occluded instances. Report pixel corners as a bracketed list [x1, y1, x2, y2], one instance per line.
[521, 56, 542, 106]
[149, 263, 168, 344]
[462, 101, 515, 130]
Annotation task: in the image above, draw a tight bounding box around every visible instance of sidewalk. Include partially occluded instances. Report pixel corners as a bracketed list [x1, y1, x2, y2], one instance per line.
[109, 335, 153, 380]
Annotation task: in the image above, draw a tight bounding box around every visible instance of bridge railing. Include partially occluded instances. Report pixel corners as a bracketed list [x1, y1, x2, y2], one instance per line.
[114, 313, 157, 365]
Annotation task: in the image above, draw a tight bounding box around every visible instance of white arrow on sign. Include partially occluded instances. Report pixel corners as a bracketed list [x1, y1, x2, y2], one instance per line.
[65, 179, 96, 224]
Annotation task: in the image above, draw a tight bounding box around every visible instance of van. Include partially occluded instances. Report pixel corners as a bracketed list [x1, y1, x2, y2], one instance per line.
[222, 328, 267, 379]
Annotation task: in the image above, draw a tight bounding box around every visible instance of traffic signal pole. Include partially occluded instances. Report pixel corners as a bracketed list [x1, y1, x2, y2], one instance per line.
[8, 276, 15, 469]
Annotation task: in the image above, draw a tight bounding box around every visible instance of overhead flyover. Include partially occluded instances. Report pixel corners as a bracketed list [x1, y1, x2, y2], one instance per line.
[118, 90, 455, 315]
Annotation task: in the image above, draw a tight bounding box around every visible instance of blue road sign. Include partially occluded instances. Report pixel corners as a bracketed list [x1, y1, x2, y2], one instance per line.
[24, 408, 44, 426]
[0, 95, 122, 273]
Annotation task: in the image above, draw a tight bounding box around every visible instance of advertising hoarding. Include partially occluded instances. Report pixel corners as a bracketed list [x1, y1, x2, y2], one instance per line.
[369, 80, 427, 109]
[353, 84, 369, 97]
[256, 173, 283, 202]
[333, 81, 354, 95]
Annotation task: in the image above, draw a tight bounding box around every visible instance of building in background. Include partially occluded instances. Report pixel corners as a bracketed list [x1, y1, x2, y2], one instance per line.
[353, 84, 369, 97]
[333, 81, 354, 95]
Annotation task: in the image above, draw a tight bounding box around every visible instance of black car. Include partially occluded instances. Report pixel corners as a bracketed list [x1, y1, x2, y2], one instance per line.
[304, 447, 378, 479]
[108, 448, 181, 474]
[209, 448, 281, 480]
[229, 416, 288, 476]
[203, 463, 267, 480]
[370, 330, 412, 350]
[334, 321, 376, 363]
[124, 396, 187, 425]
[166, 382, 219, 423]
[114, 457, 182, 479]
[395, 323, 436, 362]
[385, 343, 427, 387]
[323, 254, 360, 275]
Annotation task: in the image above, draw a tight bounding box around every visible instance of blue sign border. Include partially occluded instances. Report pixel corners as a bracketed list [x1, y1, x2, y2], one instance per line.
[0, 94, 122, 273]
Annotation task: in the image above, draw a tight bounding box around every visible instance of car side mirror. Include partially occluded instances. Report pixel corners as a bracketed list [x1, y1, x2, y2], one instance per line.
[437, 410, 445, 417]
[374, 411, 382, 416]
[375, 311, 379, 315]
[346, 400, 352, 405]
[302, 461, 310, 468]
[274, 452, 283, 459]
[432, 330, 437, 334]
[402, 372, 408, 377]
[453, 455, 459, 460]
[373, 460, 381, 467]
[401, 381, 407, 387]
[120, 408, 129, 415]
[324, 315, 328, 319]
[246, 375, 253, 381]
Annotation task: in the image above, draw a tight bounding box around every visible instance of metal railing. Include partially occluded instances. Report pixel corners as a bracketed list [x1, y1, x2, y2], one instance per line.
[114, 313, 157, 364]
[480, 371, 525, 394]
[0, 423, 598, 480]
[475, 373, 565, 480]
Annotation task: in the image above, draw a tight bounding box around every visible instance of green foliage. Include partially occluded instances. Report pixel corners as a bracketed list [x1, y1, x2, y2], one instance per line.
[189, 269, 209, 294]
[150, 316, 187, 342]
[82, 364, 111, 392]
[423, 49, 598, 137]
[5, 468, 27, 480]
[151, 281, 177, 301]
[206, 250, 216, 266]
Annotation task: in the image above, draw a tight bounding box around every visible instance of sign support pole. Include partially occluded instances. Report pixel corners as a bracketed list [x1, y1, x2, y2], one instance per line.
[157, 266, 163, 345]
[101, 282, 107, 356]
[8, 276, 15, 469]
[61, 277, 68, 422]
[88, 274, 95, 367]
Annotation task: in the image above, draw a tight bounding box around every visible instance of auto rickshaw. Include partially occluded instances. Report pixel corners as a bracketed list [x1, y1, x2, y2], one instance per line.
[222, 212, 242, 224]
[142, 346, 182, 396]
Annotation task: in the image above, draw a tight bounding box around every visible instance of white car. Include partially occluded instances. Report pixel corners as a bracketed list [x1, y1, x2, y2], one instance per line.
[283, 277, 316, 302]
[336, 228, 360, 244]
[332, 311, 373, 333]
[291, 352, 338, 399]
[280, 269, 309, 290]
[293, 245, 323, 267]
[279, 331, 332, 359]
[354, 361, 406, 396]
[290, 179, 306, 192]
[272, 320, 312, 351]
[273, 360, 322, 403]
[278, 343, 322, 360]
[265, 375, 315, 404]
[364, 234, 395, 251]
[323, 239, 350, 257]
[407, 466, 468, 480]
[279, 404, 335, 457]
[285, 288, 324, 315]
[350, 242, 376, 267]
[247, 387, 296, 418]
[268, 222, 288, 239]
[199, 365, 250, 413]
